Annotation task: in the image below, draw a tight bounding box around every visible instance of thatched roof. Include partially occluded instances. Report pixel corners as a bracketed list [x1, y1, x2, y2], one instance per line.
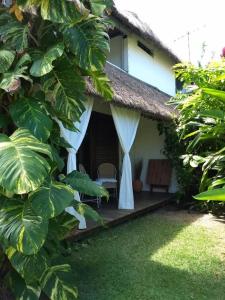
[111, 6, 180, 64]
[87, 62, 175, 121]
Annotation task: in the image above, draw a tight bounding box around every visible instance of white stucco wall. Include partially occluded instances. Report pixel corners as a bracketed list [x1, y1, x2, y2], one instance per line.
[127, 36, 176, 96]
[130, 117, 178, 193]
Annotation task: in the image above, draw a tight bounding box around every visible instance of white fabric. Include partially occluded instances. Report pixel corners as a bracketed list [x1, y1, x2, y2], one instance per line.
[111, 105, 140, 209]
[58, 98, 93, 229]
[96, 178, 117, 184]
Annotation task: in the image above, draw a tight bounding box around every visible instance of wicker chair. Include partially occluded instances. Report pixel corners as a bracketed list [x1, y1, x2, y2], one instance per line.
[97, 163, 117, 198]
[78, 164, 102, 208]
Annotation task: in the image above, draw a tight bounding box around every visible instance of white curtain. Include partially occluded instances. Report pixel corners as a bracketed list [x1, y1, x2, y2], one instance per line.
[111, 105, 140, 209]
[57, 98, 93, 229]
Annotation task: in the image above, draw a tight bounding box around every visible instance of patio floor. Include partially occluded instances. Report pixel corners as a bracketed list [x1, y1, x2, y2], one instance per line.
[70, 192, 174, 241]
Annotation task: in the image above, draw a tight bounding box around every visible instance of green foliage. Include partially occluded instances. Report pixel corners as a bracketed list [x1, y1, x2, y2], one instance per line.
[10, 97, 53, 141]
[0, 13, 29, 51]
[30, 182, 74, 219]
[0, 198, 48, 255]
[30, 43, 64, 77]
[0, 50, 15, 73]
[157, 121, 200, 203]
[63, 170, 109, 199]
[0, 129, 52, 194]
[89, 0, 113, 16]
[171, 60, 225, 210]
[62, 16, 110, 71]
[0, 0, 113, 298]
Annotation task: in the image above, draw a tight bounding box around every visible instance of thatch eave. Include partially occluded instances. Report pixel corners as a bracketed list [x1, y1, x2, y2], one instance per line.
[110, 6, 180, 64]
[86, 62, 176, 122]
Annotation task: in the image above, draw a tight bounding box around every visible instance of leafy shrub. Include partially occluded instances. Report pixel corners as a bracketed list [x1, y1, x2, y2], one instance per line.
[157, 120, 200, 204]
[0, 0, 113, 298]
[171, 61, 225, 212]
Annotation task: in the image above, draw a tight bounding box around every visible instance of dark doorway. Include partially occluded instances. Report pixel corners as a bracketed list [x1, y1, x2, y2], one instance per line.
[78, 111, 119, 180]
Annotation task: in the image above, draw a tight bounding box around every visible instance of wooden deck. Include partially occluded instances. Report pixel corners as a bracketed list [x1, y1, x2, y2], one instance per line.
[70, 192, 174, 241]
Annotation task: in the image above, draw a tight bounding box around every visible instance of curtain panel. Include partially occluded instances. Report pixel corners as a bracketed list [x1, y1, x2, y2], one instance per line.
[111, 105, 140, 209]
[57, 98, 93, 229]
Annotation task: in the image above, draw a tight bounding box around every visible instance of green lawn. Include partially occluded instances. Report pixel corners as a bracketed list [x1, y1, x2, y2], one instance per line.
[70, 209, 225, 300]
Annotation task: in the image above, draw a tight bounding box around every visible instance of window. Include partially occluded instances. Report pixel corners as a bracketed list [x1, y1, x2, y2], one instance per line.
[137, 41, 154, 57]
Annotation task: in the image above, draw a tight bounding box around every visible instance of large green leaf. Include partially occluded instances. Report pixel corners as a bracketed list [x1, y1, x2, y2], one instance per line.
[202, 88, 225, 100]
[10, 97, 53, 141]
[194, 188, 225, 201]
[30, 43, 64, 77]
[0, 199, 48, 255]
[89, 0, 113, 16]
[6, 247, 48, 284]
[11, 271, 41, 300]
[30, 182, 74, 219]
[40, 0, 89, 23]
[0, 53, 32, 93]
[48, 212, 78, 241]
[0, 13, 28, 52]
[90, 71, 113, 100]
[0, 128, 52, 194]
[74, 202, 103, 223]
[62, 16, 110, 71]
[18, 0, 89, 23]
[53, 60, 86, 121]
[0, 50, 15, 73]
[41, 264, 78, 300]
[63, 170, 109, 198]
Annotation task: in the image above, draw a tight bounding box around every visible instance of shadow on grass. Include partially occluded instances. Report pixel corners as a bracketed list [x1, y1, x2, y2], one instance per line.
[67, 211, 225, 300]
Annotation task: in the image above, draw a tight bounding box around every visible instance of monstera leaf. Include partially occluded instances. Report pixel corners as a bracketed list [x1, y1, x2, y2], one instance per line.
[30, 43, 64, 77]
[10, 97, 53, 141]
[0, 50, 15, 73]
[0, 199, 48, 255]
[53, 60, 86, 121]
[40, 0, 89, 23]
[30, 182, 74, 219]
[6, 247, 48, 284]
[63, 170, 109, 198]
[63, 16, 110, 71]
[17, 0, 89, 23]
[0, 129, 52, 194]
[40, 264, 78, 300]
[0, 13, 29, 52]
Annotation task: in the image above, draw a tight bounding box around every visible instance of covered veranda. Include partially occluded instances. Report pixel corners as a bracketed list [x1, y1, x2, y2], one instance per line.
[58, 62, 177, 230]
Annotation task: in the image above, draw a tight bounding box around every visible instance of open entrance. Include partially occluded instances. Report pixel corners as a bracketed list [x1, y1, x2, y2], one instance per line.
[78, 111, 119, 181]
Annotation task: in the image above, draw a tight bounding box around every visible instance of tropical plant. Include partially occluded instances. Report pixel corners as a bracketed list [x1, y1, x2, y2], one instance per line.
[171, 60, 225, 207]
[0, 0, 113, 298]
[157, 120, 200, 204]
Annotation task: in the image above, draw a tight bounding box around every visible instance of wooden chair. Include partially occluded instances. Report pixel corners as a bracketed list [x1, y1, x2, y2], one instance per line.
[146, 159, 172, 192]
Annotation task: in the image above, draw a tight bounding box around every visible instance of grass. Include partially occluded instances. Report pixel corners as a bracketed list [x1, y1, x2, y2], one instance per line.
[69, 209, 225, 300]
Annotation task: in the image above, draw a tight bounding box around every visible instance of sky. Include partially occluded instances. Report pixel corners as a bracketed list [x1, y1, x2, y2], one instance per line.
[114, 0, 225, 65]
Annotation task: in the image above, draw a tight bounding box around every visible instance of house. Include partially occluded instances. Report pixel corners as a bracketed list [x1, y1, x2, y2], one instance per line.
[59, 5, 180, 229]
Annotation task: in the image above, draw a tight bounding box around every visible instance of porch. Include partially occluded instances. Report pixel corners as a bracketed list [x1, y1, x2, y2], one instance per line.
[70, 192, 174, 240]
